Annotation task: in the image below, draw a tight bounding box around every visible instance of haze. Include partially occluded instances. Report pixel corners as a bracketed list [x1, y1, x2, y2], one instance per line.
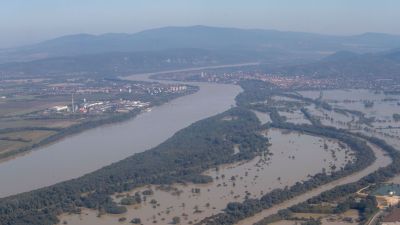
[1, 0, 399, 48]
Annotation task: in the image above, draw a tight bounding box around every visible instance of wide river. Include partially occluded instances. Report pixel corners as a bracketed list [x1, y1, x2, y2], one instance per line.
[0, 73, 241, 198]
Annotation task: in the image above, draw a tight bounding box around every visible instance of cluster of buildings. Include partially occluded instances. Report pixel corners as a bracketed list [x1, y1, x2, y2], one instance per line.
[145, 85, 188, 95]
[49, 96, 150, 115]
[358, 183, 400, 209]
[0, 77, 190, 101]
[187, 71, 400, 92]
[193, 71, 339, 90]
[356, 183, 400, 225]
[48, 80, 188, 96]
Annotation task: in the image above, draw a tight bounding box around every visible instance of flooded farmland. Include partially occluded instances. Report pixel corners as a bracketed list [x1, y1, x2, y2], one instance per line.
[299, 89, 400, 148]
[235, 140, 392, 225]
[59, 128, 353, 225]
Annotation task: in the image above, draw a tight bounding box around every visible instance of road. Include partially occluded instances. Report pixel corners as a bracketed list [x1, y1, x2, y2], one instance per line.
[367, 210, 384, 225]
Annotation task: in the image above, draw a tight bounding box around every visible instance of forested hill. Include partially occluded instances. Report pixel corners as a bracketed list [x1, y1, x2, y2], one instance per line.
[2, 26, 400, 79]
[0, 48, 260, 79]
[2, 26, 400, 63]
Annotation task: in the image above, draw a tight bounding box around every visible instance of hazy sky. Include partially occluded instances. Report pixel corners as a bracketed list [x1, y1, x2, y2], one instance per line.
[1, 0, 399, 48]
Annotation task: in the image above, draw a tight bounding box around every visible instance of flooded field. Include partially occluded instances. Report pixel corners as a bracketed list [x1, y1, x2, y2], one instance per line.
[300, 89, 400, 123]
[305, 105, 354, 129]
[299, 89, 399, 102]
[253, 110, 272, 124]
[235, 139, 391, 225]
[59, 129, 352, 225]
[299, 89, 400, 149]
[279, 109, 312, 125]
[272, 96, 303, 103]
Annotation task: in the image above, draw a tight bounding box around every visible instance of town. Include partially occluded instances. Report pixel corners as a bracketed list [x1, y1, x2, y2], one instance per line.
[154, 70, 400, 92]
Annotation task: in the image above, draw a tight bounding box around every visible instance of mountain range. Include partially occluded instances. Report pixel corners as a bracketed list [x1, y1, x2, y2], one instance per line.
[2, 25, 400, 64]
[1, 26, 400, 79]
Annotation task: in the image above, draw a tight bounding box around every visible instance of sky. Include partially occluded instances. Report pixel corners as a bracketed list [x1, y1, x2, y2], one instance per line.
[0, 0, 399, 48]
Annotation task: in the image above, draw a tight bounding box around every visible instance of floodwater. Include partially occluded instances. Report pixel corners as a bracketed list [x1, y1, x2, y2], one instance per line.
[300, 89, 400, 122]
[279, 109, 312, 125]
[300, 89, 400, 150]
[235, 140, 392, 225]
[58, 128, 353, 225]
[0, 75, 241, 198]
[253, 110, 272, 124]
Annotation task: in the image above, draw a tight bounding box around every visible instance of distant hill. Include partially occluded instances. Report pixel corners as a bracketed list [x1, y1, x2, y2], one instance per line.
[1, 26, 400, 63]
[320, 51, 361, 62]
[0, 48, 263, 78]
[273, 49, 400, 78]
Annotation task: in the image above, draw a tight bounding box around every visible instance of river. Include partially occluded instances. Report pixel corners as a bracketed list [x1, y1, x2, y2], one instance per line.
[58, 128, 355, 225]
[0, 70, 394, 225]
[0, 73, 241, 198]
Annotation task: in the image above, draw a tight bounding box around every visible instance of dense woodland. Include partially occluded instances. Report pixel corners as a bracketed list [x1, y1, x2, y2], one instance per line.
[0, 107, 268, 225]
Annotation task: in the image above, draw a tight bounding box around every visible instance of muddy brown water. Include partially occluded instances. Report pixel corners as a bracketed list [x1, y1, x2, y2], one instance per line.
[58, 129, 353, 225]
[0, 75, 241, 198]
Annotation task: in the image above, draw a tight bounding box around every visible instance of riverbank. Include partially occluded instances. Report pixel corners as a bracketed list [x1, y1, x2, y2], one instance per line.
[0, 77, 241, 198]
[0, 77, 198, 163]
[0, 108, 139, 162]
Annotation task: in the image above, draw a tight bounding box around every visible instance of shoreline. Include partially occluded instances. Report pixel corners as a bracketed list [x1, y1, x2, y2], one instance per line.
[0, 89, 196, 164]
[6, 61, 260, 163]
